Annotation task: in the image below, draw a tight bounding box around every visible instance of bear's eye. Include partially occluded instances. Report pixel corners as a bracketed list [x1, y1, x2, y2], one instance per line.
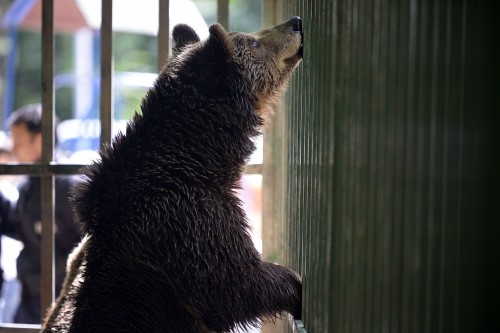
[250, 39, 261, 48]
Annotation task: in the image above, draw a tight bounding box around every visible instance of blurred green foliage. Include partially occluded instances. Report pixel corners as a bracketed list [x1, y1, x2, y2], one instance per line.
[192, 0, 261, 31]
[114, 32, 157, 120]
[15, 32, 74, 120]
[114, 32, 157, 73]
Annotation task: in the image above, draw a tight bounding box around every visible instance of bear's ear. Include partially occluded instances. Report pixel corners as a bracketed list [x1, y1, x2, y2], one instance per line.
[172, 24, 200, 56]
[203, 23, 234, 60]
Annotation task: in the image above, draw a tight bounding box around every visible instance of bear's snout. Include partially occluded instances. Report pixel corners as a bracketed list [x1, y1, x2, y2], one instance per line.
[290, 16, 304, 57]
[291, 16, 303, 35]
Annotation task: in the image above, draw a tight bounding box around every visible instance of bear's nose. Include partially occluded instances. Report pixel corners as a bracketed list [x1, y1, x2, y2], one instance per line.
[291, 16, 303, 34]
[290, 16, 303, 54]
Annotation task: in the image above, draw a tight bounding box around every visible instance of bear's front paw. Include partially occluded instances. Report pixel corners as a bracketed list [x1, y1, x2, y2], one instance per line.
[290, 271, 302, 319]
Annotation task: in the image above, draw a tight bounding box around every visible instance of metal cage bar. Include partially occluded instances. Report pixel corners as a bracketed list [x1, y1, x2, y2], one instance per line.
[157, 0, 170, 70]
[100, 0, 113, 147]
[217, 0, 229, 30]
[0, 324, 39, 333]
[40, 0, 55, 318]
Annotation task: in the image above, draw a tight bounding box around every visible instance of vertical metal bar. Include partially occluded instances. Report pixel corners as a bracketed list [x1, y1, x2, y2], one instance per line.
[261, 1, 292, 332]
[100, 0, 113, 147]
[157, 0, 170, 71]
[217, 0, 229, 30]
[261, 0, 277, 26]
[261, 0, 278, 266]
[41, 0, 55, 317]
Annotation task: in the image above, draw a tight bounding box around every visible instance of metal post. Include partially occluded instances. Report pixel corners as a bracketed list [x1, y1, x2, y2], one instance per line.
[100, 0, 113, 147]
[157, 0, 170, 71]
[217, 0, 229, 30]
[40, 0, 55, 318]
[261, 1, 289, 332]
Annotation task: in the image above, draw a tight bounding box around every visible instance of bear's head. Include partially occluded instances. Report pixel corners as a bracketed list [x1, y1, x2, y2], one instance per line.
[169, 17, 303, 121]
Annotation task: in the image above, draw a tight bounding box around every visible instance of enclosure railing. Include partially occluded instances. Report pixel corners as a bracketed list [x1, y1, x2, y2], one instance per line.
[263, 1, 498, 333]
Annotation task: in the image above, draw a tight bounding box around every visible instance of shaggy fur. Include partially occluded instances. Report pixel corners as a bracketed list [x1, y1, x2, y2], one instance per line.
[42, 17, 303, 333]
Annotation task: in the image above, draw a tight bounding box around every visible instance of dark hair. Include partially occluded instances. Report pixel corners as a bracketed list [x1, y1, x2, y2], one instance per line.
[7, 104, 60, 144]
[7, 103, 43, 135]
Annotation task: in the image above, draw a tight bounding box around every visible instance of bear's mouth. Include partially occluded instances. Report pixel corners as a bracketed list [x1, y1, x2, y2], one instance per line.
[291, 16, 303, 57]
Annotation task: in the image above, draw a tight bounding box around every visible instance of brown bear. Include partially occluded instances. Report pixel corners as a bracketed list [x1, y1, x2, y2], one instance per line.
[42, 16, 304, 333]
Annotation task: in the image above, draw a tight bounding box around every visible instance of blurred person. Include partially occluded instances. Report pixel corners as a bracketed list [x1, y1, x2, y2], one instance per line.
[4, 104, 81, 324]
[0, 131, 22, 193]
[0, 136, 22, 322]
[0, 180, 12, 297]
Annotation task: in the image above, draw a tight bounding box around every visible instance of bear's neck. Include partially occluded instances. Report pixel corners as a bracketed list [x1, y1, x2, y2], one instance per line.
[112, 79, 262, 190]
